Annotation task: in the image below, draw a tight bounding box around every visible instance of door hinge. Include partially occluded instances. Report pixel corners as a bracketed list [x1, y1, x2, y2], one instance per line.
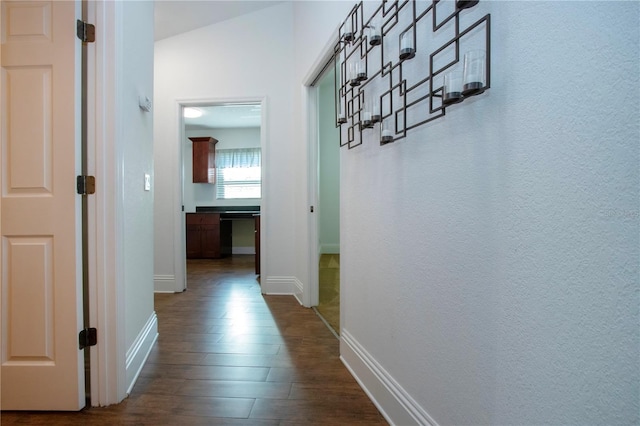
[77, 175, 96, 195]
[79, 328, 97, 350]
[76, 20, 95, 43]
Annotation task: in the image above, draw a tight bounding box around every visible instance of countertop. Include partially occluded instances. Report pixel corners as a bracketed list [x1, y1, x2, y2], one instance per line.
[195, 206, 260, 219]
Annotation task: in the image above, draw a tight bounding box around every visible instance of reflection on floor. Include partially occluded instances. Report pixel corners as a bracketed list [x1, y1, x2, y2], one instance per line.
[316, 254, 340, 335]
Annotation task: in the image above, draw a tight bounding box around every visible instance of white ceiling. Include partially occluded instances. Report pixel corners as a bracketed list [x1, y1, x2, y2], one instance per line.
[156, 1, 277, 129]
[184, 104, 262, 129]
[154, 0, 284, 41]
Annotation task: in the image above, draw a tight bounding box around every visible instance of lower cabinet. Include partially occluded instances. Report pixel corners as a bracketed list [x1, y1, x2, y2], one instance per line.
[186, 213, 231, 259]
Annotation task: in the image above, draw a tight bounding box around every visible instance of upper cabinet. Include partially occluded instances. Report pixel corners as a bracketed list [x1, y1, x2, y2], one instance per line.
[190, 137, 218, 183]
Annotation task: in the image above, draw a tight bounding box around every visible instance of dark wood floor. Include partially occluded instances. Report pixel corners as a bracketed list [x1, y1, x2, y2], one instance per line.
[1, 255, 387, 425]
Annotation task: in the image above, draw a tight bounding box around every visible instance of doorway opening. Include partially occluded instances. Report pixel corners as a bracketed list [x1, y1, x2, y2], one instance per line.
[312, 65, 341, 335]
[179, 101, 265, 290]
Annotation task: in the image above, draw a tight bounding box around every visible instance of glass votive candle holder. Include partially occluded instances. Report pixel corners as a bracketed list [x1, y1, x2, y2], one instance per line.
[399, 29, 415, 60]
[337, 103, 347, 124]
[380, 124, 394, 144]
[361, 110, 372, 129]
[369, 19, 381, 46]
[462, 50, 486, 96]
[343, 19, 354, 42]
[349, 62, 360, 87]
[442, 71, 463, 105]
[371, 98, 381, 123]
[356, 59, 367, 82]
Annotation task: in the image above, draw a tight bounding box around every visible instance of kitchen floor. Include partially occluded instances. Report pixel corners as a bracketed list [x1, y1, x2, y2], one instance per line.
[0, 255, 385, 425]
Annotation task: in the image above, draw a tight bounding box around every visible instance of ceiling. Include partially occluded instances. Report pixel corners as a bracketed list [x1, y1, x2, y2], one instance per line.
[154, 1, 284, 41]
[183, 104, 262, 129]
[155, 1, 278, 129]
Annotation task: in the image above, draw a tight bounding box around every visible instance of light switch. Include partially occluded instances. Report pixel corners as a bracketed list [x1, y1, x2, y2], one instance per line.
[144, 174, 151, 191]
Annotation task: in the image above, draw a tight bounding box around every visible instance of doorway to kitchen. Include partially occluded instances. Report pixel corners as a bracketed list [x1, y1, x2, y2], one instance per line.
[179, 101, 265, 290]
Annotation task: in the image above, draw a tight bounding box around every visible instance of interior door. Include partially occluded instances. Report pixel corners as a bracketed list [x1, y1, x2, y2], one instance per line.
[1, 0, 85, 410]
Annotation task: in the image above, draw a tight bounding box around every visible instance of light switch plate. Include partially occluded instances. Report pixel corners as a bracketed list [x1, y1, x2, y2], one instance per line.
[144, 174, 151, 191]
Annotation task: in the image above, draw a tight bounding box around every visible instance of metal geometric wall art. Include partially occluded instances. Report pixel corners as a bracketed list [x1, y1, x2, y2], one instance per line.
[335, 0, 491, 148]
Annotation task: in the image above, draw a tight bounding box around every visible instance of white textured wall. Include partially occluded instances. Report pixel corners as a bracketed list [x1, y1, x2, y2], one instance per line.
[154, 3, 296, 290]
[329, 1, 638, 424]
[318, 68, 340, 254]
[121, 1, 155, 349]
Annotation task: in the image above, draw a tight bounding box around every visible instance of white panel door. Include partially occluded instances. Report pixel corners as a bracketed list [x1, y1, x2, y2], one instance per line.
[0, 0, 84, 410]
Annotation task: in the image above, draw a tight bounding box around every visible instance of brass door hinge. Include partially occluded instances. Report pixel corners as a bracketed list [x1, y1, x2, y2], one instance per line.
[76, 20, 95, 43]
[77, 175, 96, 195]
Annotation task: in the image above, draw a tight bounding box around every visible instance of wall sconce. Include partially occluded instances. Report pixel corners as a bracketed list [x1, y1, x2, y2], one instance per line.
[457, 0, 479, 9]
[380, 122, 394, 145]
[356, 59, 367, 82]
[337, 102, 347, 124]
[442, 71, 463, 105]
[371, 97, 381, 123]
[361, 109, 373, 129]
[349, 62, 361, 87]
[368, 19, 381, 46]
[334, 0, 490, 149]
[343, 18, 354, 43]
[399, 29, 415, 60]
[462, 50, 486, 96]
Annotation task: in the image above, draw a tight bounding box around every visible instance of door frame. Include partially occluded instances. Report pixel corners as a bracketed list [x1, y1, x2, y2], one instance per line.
[173, 97, 268, 293]
[87, 0, 127, 406]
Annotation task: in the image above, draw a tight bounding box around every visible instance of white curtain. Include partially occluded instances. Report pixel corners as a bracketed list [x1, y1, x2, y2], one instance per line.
[216, 148, 261, 169]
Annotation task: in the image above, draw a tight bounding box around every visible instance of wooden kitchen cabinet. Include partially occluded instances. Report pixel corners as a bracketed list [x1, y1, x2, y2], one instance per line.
[189, 137, 217, 183]
[186, 213, 231, 259]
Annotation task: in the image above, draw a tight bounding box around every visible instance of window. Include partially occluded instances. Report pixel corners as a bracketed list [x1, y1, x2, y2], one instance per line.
[216, 148, 261, 199]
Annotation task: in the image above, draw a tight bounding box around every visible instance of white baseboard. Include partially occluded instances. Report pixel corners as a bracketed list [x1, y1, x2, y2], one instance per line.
[125, 312, 158, 395]
[320, 243, 340, 254]
[154, 274, 176, 293]
[232, 246, 255, 255]
[293, 277, 304, 305]
[263, 276, 297, 295]
[340, 329, 438, 426]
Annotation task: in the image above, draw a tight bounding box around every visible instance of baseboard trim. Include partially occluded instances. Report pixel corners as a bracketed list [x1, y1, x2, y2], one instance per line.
[125, 312, 158, 395]
[232, 246, 255, 255]
[263, 276, 297, 295]
[154, 274, 176, 293]
[340, 329, 438, 426]
[293, 277, 304, 305]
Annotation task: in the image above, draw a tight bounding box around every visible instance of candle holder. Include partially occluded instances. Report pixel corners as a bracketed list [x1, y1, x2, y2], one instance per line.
[356, 59, 367, 82]
[368, 19, 382, 46]
[380, 123, 394, 145]
[343, 18, 354, 43]
[399, 29, 415, 60]
[360, 98, 373, 128]
[442, 71, 463, 105]
[349, 62, 361, 87]
[337, 102, 347, 124]
[334, 0, 491, 149]
[462, 50, 486, 96]
[371, 98, 381, 123]
[456, 0, 479, 10]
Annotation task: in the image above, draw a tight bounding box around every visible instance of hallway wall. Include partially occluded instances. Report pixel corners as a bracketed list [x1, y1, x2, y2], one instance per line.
[295, 1, 639, 425]
[119, 0, 157, 392]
